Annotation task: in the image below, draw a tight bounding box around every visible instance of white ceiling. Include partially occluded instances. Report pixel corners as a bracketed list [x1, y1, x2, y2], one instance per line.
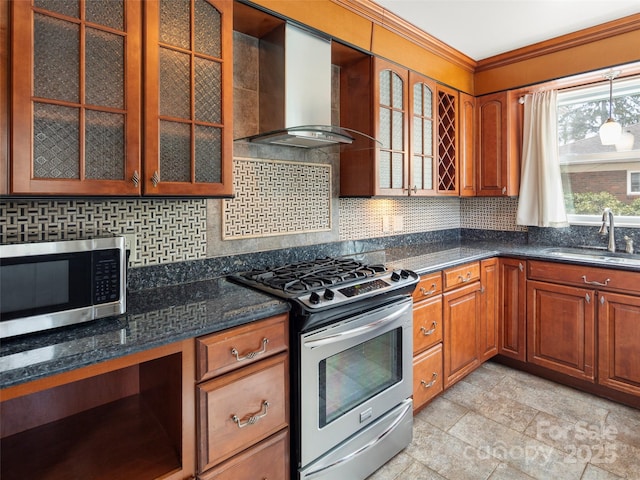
[374, 0, 640, 61]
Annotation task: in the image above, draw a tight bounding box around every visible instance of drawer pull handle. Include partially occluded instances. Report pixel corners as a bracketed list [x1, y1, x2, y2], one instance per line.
[420, 284, 437, 296]
[420, 321, 438, 336]
[458, 272, 472, 283]
[581, 275, 610, 287]
[231, 338, 268, 362]
[231, 400, 270, 428]
[421, 373, 438, 388]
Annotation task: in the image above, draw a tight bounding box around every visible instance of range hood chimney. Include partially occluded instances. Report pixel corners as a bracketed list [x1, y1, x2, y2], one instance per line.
[240, 23, 355, 148]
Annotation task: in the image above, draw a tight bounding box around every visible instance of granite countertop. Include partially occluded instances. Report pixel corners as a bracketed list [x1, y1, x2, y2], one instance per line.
[2, 241, 638, 389]
[0, 278, 289, 389]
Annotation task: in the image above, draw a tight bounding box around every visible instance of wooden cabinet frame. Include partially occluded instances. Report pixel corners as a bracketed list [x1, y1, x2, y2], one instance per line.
[10, 0, 142, 195]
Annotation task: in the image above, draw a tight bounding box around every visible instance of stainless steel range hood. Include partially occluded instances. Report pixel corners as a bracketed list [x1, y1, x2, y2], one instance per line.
[237, 23, 356, 148]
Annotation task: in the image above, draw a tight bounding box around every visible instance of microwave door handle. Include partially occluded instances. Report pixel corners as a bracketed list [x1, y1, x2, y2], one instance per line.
[303, 399, 413, 479]
[304, 301, 411, 348]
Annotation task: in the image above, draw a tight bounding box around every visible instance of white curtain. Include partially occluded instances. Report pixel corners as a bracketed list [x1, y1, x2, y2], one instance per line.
[516, 90, 569, 227]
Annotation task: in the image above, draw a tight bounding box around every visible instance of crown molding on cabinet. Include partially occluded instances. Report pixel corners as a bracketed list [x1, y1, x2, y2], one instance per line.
[333, 0, 477, 73]
[476, 13, 640, 72]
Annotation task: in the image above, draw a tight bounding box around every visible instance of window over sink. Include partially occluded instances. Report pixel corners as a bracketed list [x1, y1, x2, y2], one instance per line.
[557, 74, 640, 226]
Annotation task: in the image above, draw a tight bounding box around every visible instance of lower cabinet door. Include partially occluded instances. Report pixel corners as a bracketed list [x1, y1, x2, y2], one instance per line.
[527, 281, 596, 382]
[598, 292, 640, 396]
[413, 343, 443, 412]
[199, 430, 289, 480]
[197, 353, 289, 472]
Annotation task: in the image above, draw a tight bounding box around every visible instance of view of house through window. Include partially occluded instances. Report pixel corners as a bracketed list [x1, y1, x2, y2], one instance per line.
[557, 75, 640, 225]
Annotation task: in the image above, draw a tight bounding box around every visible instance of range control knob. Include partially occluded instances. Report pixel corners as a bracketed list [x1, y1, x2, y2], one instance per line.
[309, 291, 321, 305]
[391, 271, 401, 282]
[400, 269, 410, 279]
[323, 289, 335, 300]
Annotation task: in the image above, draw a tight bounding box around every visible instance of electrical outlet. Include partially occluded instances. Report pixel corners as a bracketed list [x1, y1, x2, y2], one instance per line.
[123, 233, 137, 263]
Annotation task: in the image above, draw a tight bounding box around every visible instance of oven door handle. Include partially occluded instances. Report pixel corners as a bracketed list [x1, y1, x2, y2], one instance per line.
[304, 301, 411, 348]
[303, 398, 413, 479]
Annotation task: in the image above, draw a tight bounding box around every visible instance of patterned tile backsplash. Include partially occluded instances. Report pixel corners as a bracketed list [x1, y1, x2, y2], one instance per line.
[0, 199, 207, 267]
[461, 196, 527, 232]
[223, 157, 332, 239]
[0, 188, 525, 267]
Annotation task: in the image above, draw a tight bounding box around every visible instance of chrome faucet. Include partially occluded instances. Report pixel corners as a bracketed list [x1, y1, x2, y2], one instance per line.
[598, 208, 616, 252]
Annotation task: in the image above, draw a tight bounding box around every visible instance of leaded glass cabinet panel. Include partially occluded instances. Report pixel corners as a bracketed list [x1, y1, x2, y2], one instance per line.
[144, 0, 233, 196]
[375, 58, 408, 195]
[409, 71, 437, 195]
[11, 0, 141, 195]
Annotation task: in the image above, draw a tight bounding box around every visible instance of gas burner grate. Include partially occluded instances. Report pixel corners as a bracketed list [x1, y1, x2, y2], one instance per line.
[241, 257, 387, 294]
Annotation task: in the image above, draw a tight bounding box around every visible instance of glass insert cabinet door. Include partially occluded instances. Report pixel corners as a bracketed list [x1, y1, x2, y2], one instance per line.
[144, 0, 233, 196]
[375, 58, 409, 196]
[409, 71, 437, 196]
[10, 0, 142, 195]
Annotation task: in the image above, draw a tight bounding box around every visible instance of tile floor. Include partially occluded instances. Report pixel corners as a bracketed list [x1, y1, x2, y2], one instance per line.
[369, 361, 640, 480]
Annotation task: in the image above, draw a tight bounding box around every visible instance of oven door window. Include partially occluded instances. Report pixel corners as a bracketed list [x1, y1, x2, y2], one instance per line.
[319, 327, 402, 428]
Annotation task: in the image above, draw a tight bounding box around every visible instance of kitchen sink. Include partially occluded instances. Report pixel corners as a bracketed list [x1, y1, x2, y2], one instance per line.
[543, 247, 640, 267]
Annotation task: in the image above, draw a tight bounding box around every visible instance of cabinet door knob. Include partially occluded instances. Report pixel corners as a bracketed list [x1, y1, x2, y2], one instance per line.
[502, 186, 507, 195]
[131, 170, 140, 187]
[151, 170, 160, 187]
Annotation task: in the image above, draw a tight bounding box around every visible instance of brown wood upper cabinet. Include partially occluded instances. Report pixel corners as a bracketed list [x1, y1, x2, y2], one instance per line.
[340, 54, 458, 196]
[340, 56, 409, 196]
[475, 91, 521, 197]
[143, 0, 233, 196]
[9, 0, 233, 197]
[10, 0, 142, 195]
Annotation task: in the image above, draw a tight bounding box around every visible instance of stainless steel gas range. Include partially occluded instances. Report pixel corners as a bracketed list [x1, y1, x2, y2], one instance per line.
[231, 257, 418, 480]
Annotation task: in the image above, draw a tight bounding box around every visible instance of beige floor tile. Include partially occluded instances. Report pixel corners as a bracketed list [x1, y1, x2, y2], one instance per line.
[580, 464, 625, 480]
[592, 442, 640, 479]
[448, 411, 587, 479]
[369, 363, 640, 480]
[474, 388, 539, 433]
[405, 420, 500, 480]
[488, 462, 537, 480]
[415, 395, 469, 431]
[495, 374, 610, 425]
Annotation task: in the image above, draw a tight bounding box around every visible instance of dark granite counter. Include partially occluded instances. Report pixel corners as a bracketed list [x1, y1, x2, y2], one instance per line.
[2, 240, 638, 390]
[0, 278, 289, 389]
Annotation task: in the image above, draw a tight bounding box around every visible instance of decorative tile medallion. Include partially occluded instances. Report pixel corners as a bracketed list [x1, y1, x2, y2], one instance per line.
[223, 157, 332, 239]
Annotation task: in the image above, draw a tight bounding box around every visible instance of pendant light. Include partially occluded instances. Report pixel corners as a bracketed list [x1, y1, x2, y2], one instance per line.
[599, 70, 622, 145]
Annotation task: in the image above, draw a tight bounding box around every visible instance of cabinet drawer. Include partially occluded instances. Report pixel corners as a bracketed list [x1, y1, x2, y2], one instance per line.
[443, 262, 480, 291]
[413, 295, 443, 354]
[412, 272, 443, 302]
[197, 314, 288, 382]
[199, 430, 289, 480]
[197, 353, 289, 472]
[413, 344, 443, 412]
[528, 260, 640, 296]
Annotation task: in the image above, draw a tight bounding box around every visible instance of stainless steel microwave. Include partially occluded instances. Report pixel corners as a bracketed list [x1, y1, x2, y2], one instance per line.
[0, 235, 126, 338]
